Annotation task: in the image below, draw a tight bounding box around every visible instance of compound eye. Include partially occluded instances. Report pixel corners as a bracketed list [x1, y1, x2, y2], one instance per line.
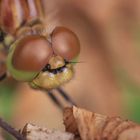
[12, 35, 53, 71]
[51, 27, 80, 61]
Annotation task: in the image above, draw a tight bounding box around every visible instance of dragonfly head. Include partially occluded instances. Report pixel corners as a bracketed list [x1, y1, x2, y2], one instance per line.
[7, 26, 80, 90]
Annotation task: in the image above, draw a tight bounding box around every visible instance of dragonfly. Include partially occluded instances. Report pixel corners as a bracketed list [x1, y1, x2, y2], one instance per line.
[0, 0, 80, 109]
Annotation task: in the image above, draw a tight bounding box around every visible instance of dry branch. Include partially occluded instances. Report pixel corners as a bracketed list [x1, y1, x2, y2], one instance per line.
[63, 106, 140, 140]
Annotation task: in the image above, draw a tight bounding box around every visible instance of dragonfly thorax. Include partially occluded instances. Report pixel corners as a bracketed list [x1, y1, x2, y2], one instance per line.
[0, 0, 44, 34]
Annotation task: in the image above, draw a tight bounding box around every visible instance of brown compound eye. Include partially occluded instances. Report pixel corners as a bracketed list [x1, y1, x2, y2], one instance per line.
[12, 35, 53, 72]
[51, 27, 80, 61]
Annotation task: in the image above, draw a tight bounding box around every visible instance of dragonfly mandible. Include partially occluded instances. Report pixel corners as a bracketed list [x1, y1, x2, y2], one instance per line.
[0, 0, 80, 109]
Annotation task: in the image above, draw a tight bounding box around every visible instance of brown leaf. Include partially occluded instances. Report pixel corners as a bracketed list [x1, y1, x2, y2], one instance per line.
[63, 106, 140, 140]
[22, 123, 74, 140]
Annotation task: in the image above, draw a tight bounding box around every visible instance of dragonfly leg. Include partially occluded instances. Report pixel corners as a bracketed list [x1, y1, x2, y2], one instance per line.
[0, 73, 7, 81]
[56, 87, 77, 106]
[0, 61, 7, 81]
[0, 50, 7, 81]
[40, 88, 77, 110]
[47, 91, 64, 110]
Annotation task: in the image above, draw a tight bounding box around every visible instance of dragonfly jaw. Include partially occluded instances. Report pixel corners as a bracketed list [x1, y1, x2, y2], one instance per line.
[30, 64, 74, 90]
[30, 56, 74, 90]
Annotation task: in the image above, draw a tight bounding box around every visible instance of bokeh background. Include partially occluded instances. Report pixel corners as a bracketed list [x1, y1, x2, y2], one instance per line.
[0, 0, 140, 139]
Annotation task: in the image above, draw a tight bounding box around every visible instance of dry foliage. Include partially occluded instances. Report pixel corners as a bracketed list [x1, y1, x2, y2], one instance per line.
[22, 123, 74, 140]
[21, 106, 140, 140]
[64, 106, 140, 140]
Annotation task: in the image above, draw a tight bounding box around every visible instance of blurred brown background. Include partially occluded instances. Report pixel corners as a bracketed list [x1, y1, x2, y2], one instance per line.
[0, 0, 140, 134]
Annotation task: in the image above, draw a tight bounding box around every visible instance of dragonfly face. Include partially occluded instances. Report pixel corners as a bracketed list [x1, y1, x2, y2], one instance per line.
[0, 0, 80, 90]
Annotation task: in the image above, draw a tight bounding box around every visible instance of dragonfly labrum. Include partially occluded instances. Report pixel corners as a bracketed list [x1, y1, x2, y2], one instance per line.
[0, 0, 80, 109]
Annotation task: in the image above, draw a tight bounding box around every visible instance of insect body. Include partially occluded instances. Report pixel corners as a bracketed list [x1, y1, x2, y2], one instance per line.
[0, 0, 80, 108]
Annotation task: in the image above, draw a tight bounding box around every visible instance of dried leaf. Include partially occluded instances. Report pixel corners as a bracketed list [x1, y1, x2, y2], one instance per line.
[63, 106, 140, 140]
[22, 123, 74, 140]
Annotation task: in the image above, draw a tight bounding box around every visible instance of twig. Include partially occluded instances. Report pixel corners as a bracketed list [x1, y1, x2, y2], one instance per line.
[0, 117, 26, 140]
